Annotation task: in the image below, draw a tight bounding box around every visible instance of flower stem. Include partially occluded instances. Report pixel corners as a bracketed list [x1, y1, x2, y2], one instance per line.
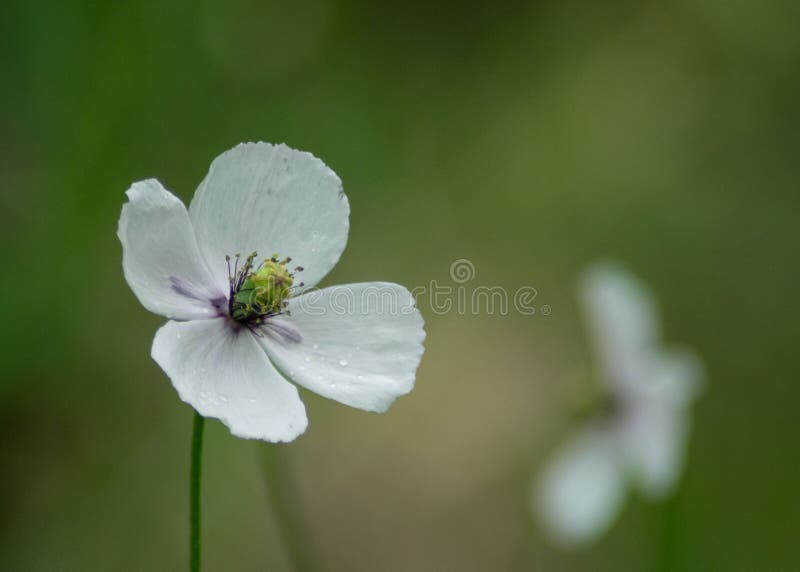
[656, 482, 684, 572]
[190, 412, 205, 572]
[261, 444, 316, 572]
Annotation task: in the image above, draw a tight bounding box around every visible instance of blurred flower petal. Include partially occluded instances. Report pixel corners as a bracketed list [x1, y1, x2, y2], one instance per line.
[535, 426, 626, 548]
[580, 261, 659, 388]
[622, 349, 704, 497]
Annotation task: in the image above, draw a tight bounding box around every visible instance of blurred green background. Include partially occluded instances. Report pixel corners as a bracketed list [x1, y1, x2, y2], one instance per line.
[1, 0, 798, 570]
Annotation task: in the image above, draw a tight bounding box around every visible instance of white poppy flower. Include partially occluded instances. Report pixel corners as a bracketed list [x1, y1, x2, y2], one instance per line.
[118, 142, 425, 442]
[533, 262, 703, 548]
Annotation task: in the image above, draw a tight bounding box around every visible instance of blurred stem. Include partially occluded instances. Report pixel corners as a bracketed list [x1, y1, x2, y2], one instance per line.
[190, 412, 205, 572]
[261, 444, 316, 572]
[657, 483, 684, 572]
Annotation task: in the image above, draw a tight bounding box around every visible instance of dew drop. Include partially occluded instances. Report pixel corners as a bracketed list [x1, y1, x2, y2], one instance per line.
[199, 391, 209, 401]
[304, 356, 311, 363]
[313, 344, 319, 350]
[218, 394, 229, 403]
[339, 359, 348, 367]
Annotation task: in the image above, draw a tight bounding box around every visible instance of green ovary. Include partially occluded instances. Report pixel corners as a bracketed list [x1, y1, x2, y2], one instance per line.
[232, 258, 294, 322]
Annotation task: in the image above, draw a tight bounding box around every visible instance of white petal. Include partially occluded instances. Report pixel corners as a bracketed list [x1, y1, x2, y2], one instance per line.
[580, 262, 659, 387]
[189, 142, 349, 293]
[622, 406, 690, 499]
[118, 179, 224, 320]
[620, 350, 703, 498]
[151, 318, 308, 442]
[534, 426, 627, 548]
[258, 282, 425, 412]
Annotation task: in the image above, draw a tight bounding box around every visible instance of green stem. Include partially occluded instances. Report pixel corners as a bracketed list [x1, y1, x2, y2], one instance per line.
[190, 412, 205, 572]
[657, 482, 684, 572]
[261, 444, 316, 572]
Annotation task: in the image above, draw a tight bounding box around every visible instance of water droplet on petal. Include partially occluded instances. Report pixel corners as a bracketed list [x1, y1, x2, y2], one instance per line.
[313, 344, 319, 350]
[339, 359, 348, 367]
[304, 356, 311, 363]
[218, 394, 228, 403]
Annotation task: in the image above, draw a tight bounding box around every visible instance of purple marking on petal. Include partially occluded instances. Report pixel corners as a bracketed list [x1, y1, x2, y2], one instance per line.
[210, 297, 228, 315]
[169, 276, 207, 301]
[263, 319, 303, 346]
[170, 276, 229, 317]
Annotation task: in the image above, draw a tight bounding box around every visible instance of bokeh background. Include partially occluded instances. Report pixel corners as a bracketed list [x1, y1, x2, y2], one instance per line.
[1, 0, 798, 570]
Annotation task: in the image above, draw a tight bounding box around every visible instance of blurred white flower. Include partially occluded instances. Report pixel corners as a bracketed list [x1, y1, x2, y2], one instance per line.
[118, 142, 425, 442]
[533, 262, 703, 548]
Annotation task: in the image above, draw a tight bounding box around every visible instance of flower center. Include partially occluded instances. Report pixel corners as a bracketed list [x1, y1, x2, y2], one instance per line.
[570, 372, 619, 423]
[226, 252, 304, 325]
